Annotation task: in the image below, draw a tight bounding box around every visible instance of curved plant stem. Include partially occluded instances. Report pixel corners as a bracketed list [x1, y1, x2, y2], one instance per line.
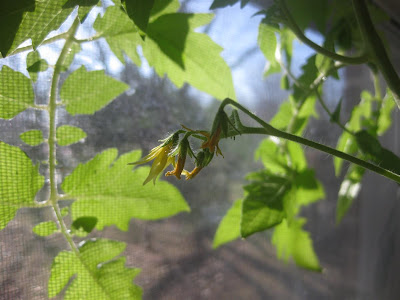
[352, 0, 400, 108]
[48, 17, 80, 255]
[219, 98, 400, 184]
[280, 0, 368, 65]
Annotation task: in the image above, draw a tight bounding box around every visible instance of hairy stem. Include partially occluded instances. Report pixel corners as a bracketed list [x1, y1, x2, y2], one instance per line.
[48, 17, 80, 255]
[280, 0, 368, 65]
[352, 0, 400, 108]
[219, 98, 400, 184]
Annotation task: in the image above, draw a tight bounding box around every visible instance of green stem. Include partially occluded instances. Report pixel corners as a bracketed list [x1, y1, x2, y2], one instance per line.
[280, 0, 368, 65]
[48, 17, 80, 255]
[220, 98, 400, 184]
[352, 0, 400, 108]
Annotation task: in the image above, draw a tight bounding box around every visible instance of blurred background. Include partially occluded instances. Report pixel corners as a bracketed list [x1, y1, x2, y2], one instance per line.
[0, 0, 400, 299]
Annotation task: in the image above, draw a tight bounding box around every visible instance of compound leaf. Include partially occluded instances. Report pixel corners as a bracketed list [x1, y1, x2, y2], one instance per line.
[0, 141, 44, 230]
[48, 239, 142, 299]
[0, 66, 34, 119]
[62, 149, 189, 231]
[272, 218, 321, 271]
[60, 66, 129, 115]
[143, 13, 236, 100]
[57, 125, 87, 146]
[20, 129, 44, 146]
[213, 199, 242, 249]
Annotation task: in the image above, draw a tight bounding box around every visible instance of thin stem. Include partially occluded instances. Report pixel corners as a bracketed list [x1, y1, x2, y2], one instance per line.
[352, 0, 400, 108]
[219, 98, 400, 184]
[280, 0, 368, 65]
[48, 17, 80, 254]
[7, 32, 69, 57]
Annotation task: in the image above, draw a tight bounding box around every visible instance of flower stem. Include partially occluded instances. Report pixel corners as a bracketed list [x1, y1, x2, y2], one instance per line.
[219, 98, 400, 184]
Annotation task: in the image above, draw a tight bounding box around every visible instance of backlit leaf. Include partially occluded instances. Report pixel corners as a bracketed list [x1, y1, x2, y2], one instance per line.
[150, 0, 180, 21]
[20, 129, 44, 146]
[272, 218, 321, 271]
[255, 138, 288, 174]
[61, 42, 81, 71]
[213, 199, 242, 249]
[60, 66, 129, 115]
[26, 51, 49, 82]
[0, 66, 34, 119]
[210, 0, 250, 9]
[143, 13, 236, 100]
[63, 0, 100, 23]
[62, 149, 189, 231]
[0, 141, 44, 230]
[258, 20, 280, 76]
[57, 125, 87, 146]
[377, 89, 395, 135]
[33, 221, 59, 236]
[122, 0, 155, 33]
[48, 239, 142, 299]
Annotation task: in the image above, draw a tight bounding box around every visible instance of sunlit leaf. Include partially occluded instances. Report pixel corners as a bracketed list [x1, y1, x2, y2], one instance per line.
[63, 0, 100, 23]
[2, 0, 74, 56]
[210, 0, 250, 9]
[143, 13, 236, 100]
[61, 42, 81, 71]
[48, 239, 142, 299]
[62, 149, 189, 231]
[60, 66, 129, 115]
[26, 51, 49, 82]
[0, 141, 44, 230]
[33, 221, 59, 236]
[0, 66, 34, 119]
[272, 218, 321, 271]
[57, 125, 87, 146]
[122, 0, 155, 34]
[258, 20, 280, 76]
[93, 5, 142, 65]
[20, 130, 44, 146]
[213, 199, 242, 249]
[255, 138, 288, 174]
[377, 89, 395, 135]
[336, 165, 364, 224]
[150, 0, 180, 21]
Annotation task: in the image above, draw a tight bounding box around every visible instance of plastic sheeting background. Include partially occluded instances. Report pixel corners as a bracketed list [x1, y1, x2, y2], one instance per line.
[1, 1, 400, 300]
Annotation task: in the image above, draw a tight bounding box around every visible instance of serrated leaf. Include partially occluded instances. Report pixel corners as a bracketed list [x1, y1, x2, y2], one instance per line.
[0, 66, 34, 119]
[63, 0, 100, 22]
[255, 138, 288, 174]
[62, 149, 189, 231]
[143, 13, 236, 100]
[0, 141, 44, 230]
[2, 0, 74, 56]
[258, 20, 280, 76]
[272, 218, 321, 271]
[57, 125, 87, 146]
[210, 0, 250, 9]
[122, 0, 155, 34]
[293, 56, 318, 102]
[26, 51, 48, 82]
[48, 239, 142, 299]
[60, 66, 129, 115]
[213, 199, 242, 249]
[20, 129, 44, 146]
[93, 5, 142, 65]
[241, 171, 288, 237]
[377, 89, 395, 135]
[336, 165, 364, 224]
[33, 221, 59, 236]
[61, 42, 81, 71]
[150, 0, 180, 21]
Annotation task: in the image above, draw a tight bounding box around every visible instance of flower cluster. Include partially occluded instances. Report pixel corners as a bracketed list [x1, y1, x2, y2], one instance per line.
[129, 110, 234, 185]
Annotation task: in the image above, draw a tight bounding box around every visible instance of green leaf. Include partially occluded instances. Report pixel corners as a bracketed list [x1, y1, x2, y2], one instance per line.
[240, 171, 289, 237]
[48, 239, 142, 299]
[272, 218, 321, 271]
[143, 13, 236, 100]
[150, 0, 180, 21]
[280, 74, 290, 90]
[210, 0, 250, 9]
[72, 216, 97, 233]
[0, 141, 44, 230]
[63, 0, 100, 22]
[255, 138, 288, 174]
[57, 125, 87, 146]
[61, 206, 69, 217]
[2, 0, 74, 56]
[377, 89, 395, 135]
[293, 56, 318, 102]
[122, 0, 155, 34]
[62, 149, 189, 231]
[287, 141, 307, 171]
[93, 5, 142, 65]
[61, 42, 81, 71]
[26, 51, 49, 82]
[213, 199, 242, 249]
[330, 98, 342, 123]
[60, 66, 129, 115]
[33, 221, 59, 236]
[20, 129, 44, 146]
[285, 0, 328, 33]
[0, 66, 34, 119]
[258, 20, 280, 76]
[336, 165, 364, 224]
